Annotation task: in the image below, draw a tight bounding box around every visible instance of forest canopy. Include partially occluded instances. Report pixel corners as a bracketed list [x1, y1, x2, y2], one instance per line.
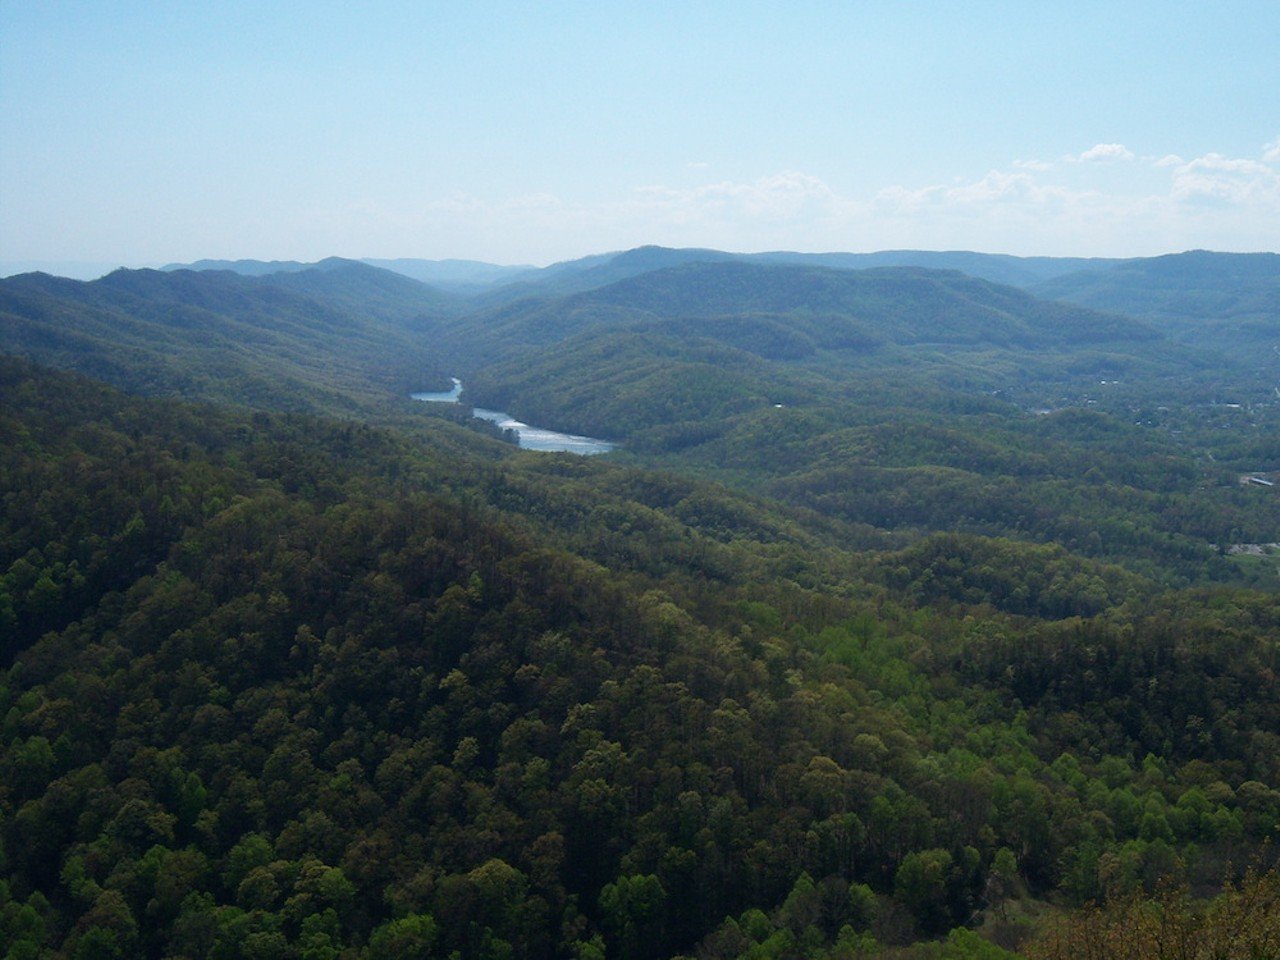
[2, 248, 1278, 958]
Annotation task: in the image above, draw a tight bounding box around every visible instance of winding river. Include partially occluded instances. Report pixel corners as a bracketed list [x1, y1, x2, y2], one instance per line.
[412, 379, 615, 455]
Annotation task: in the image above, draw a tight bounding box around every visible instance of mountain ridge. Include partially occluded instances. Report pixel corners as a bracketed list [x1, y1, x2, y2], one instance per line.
[0, 263, 454, 413]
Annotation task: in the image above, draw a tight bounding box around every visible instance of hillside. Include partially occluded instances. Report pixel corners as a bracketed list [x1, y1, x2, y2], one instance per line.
[463, 247, 1130, 307]
[446, 260, 1172, 397]
[4, 255, 1271, 590]
[1031, 251, 1280, 360]
[575, 262, 1155, 347]
[422, 261, 1280, 584]
[160, 258, 317, 276]
[256, 258, 460, 321]
[165, 257, 472, 309]
[750, 249, 1122, 287]
[0, 264, 454, 414]
[3, 251, 1280, 957]
[3, 357, 1280, 960]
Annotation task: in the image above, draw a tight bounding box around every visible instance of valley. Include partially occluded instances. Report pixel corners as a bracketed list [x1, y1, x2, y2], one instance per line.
[2, 246, 1279, 959]
[412, 379, 616, 454]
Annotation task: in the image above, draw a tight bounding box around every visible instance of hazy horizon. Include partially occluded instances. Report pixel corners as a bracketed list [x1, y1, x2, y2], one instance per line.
[5, 242, 1280, 285]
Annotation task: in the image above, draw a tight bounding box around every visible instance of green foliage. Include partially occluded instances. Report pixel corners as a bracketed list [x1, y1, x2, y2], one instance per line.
[599, 874, 666, 960]
[366, 913, 439, 959]
[435, 260, 1280, 586]
[1032, 251, 1280, 364]
[2, 246, 1280, 960]
[0, 264, 453, 416]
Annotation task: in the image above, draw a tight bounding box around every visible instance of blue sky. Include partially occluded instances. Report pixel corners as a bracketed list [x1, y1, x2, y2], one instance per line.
[2, 1, 1278, 275]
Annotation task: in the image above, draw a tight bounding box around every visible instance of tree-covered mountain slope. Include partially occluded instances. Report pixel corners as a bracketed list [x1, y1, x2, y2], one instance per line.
[253, 258, 460, 322]
[457, 246, 1129, 308]
[450, 260, 1195, 444]
[1031, 251, 1280, 361]
[7, 249, 1268, 590]
[160, 258, 319, 277]
[3, 357, 1279, 960]
[466, 246, 745, 306]
[0, 264, 453, 415]
[449, 261, 1160, 364]
[748, 249, 1123, 288]
[3, 253, 1273, 593]
[426, 262, 1274, 585]
[165, 256, 537, 296]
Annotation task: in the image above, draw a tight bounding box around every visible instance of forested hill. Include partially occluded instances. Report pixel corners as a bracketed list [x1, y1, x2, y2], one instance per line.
[748, 250, 1122, 287]
[439, 246, 1128, 307]
[249, 258, 460, 321]
[161, 259, 318, 276]
[158, 246, 1128, 304]
[465, 246, 744, 305]
[3, 356, 1280, 959]
[445, 260, 1163, 373]
[3, 253, 1271, 594]
[1031, 250, 1280, 324]
[1030, 251, 1280, 366]
[0, 263, 453, 414]
[441, 260, 1280, 589]
[160, 246, 1271, 317]
[163, 257, 536, 294]
[571, 262, 1157, 347]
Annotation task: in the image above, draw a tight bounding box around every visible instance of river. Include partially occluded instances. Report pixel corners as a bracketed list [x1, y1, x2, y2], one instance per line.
[411, 378, 615, 455]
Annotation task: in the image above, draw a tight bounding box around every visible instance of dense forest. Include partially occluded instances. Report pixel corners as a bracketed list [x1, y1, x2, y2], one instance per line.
[2, 247, 1278, 958]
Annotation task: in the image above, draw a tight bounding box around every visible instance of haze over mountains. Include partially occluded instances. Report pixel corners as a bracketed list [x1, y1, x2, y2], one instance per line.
[4, 244, 1275, 577]
[0, 260, 451, 414]
[156, 243, 1280, 319]
[7, 245, 1277, 440]
[10, 246, 1263, 426]
[138, 245, 1280, 417]
[158, 245, 1129, 298]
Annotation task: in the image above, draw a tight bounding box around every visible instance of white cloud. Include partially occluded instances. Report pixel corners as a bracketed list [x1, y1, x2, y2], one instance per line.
[324, 139, 1279, 261]
[873, 169, 1077, 214]
[1169, 152, 1280, 206]
[1072, 143, 1135, 163]
[1264, 138, 1280, 164]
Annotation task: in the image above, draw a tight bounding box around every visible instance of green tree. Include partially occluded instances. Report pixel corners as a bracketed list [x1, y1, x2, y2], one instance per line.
[895, 848, 954, 935]
[599, 874, 666, 960]
[366, 913, 439, 960]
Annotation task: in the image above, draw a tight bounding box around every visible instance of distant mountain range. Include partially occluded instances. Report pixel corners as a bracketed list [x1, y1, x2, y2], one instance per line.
[1030, 250, 1280, 361]
[10, 246, 1273, 426]
[151, 246, 1278, 320]
[3, 239, 1277, 582]
[161, 256, 537, 295]
[442, 259, 1193, 453]
[159, 245, 1124, 297]
[497, 245, 1125, 300]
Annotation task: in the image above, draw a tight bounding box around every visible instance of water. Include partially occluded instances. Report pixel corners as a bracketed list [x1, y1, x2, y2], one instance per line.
[411, 379, 615, 455]
[410, 377, 463, 403]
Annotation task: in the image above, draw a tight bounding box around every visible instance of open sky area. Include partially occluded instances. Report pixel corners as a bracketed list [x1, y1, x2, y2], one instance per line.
[2, 1, 1278, 277]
